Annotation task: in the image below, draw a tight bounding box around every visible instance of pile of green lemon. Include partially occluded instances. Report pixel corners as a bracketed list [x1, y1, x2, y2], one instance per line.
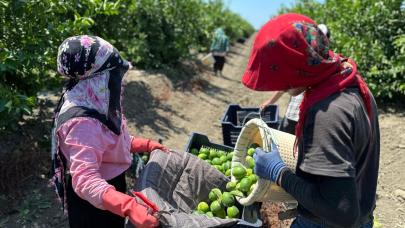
[193, 145, 259, 218]
[190, 147, 234, 176]
[194, 188, 240, 219]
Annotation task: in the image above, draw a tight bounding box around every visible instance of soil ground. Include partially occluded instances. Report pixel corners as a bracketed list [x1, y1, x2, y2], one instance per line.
[1, 36, 404, 227]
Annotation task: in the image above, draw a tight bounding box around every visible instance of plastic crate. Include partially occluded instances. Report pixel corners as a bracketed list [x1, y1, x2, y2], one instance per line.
[184, 132, 234, 153]
[221, 104, 279, 147]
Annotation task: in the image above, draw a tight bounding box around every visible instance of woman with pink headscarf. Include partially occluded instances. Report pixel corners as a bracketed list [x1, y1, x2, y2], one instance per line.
[51, 35, 167, 227]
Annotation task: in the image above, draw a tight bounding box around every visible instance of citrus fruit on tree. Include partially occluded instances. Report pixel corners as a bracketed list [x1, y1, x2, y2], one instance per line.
[225, 169, 231, 176]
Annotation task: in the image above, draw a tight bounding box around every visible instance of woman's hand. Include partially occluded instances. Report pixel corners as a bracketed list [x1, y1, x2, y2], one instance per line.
[259, 100, 272, 110]
[131, 137, 169, 153]
[102, 189, 159, 228]
[253, 143, 288, 184]
[147, 140, 169, 153]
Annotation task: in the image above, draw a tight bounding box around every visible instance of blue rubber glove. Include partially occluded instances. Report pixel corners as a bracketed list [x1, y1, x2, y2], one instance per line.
[253, 143, 287, 184]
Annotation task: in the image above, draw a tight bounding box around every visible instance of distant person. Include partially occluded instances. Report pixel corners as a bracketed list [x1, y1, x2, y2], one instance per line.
[243, 13, 380, 228]
[259, 24, 330, 135]
[51, 35, 168, 228]
[210, 28, 229, 76]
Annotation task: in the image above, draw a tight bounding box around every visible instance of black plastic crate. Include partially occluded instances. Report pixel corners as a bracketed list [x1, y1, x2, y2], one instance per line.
[184, 132, 234, 153]
[221, 104, 279, 147]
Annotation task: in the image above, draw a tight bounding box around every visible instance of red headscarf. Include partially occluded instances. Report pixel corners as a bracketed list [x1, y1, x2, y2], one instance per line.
[242, 13, 372, 152]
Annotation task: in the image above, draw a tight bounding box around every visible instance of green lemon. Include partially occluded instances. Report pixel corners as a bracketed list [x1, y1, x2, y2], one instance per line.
[248, 174, 258, 184]
[227, 206, 240, 218]
[197, 202, 210, 213]
[210, 200, 222, 213]
[226, 152, 234, 161]
[206, 211, 214, 218]
[221, 192, 235, 207]
[246, 168, 253, 176]
[225, 169, 231, 177]
[141, 155, 149, 163]
[239, 177, 253, 193]
[232, 166, 247, 180]
[209, 149, 218, 159]
[248, 183, 256, 196]
[200, 147, 209, 155]
[214, 165, 223, 172]
[214, 208, 226, 219]
[230, 190, 244, 197]
[247, 147, 255, 156]
[222, 161, 231, 171]
[373, 217, 382, 228]
[212, 157, 222, 165]
[236, 183, 241, 191]
[198, 153, 207, 160]
[226, 181, 237, 191]
[226, 206, 239, 218]
[209, 188, 222, 202]
[245, 156, 255, 169]
[218, 150, 226, 157]
[219, 155, 227, 164]
[191, 148, 199, 155]
[193, 210, 205, 215]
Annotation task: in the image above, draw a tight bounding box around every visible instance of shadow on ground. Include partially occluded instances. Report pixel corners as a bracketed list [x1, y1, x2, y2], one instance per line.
[377, 99, 405, 116]
[123, 80, 189, 137]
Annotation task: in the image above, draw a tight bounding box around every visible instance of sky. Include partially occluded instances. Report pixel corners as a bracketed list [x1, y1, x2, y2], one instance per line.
[226, 0, 322, 29]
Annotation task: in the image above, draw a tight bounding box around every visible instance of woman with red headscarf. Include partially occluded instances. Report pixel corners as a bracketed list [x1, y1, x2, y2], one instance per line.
[243, 14, 380, 228]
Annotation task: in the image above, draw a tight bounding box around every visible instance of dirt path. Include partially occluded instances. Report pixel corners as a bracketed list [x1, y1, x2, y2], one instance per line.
[2, 36, 404, 227]
[123, 38, 289, 150]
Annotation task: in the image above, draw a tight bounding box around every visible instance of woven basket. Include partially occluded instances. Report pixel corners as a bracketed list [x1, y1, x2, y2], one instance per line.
[231, 118, 297, 206]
